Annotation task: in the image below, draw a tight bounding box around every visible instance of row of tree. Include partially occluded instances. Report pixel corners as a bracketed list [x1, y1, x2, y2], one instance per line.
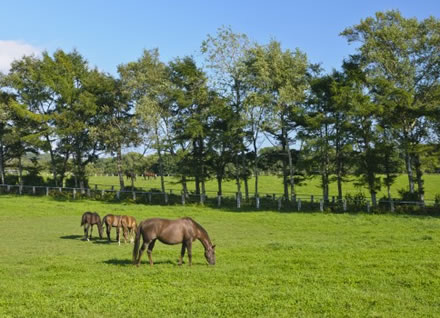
[1, 10, 439, 205]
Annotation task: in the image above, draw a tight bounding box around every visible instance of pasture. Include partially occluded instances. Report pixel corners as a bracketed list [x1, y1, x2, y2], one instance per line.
[1, 195, 440, 317]
[88, 174, 440, 201]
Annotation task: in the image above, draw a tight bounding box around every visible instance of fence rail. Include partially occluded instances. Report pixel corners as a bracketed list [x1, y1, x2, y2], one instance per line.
[0, 183, 438, 213]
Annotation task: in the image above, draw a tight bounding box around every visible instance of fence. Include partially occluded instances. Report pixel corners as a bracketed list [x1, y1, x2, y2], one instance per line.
[0, 183, 438, 213]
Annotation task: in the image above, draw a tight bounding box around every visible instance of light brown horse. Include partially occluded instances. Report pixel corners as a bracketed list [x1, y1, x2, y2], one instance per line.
[133, 217, 216, 266]
[102, 214, 123, 245]
[103, 214, 137, 245]
[80, 211, 103, 241]
[121, 215, 137, 244]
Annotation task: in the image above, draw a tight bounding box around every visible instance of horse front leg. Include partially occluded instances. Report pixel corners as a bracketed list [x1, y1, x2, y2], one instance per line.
[106, 225, 111, 242]
[186, 240, 192, 266]
[179, 243, 186, 266]
[117, 226, 121, 246]
[147, 240, 157, 266]
[123, 225, 128, 244]
[83, 224, 89, 241]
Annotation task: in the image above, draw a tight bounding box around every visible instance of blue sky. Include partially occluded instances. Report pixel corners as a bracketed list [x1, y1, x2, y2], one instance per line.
[1, 0, 439, 75]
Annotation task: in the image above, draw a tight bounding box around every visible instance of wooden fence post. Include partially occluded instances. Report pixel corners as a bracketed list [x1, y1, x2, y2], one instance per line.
[297, 199, 301, 211]
[320, 199, 324, 212]
[256, 195, 260, 209]
[217, 195, 221, 207]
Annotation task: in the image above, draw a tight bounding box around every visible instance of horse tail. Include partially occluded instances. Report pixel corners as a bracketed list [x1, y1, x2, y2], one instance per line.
[132, 224, 142, 264]
[81, 213, 86, 226]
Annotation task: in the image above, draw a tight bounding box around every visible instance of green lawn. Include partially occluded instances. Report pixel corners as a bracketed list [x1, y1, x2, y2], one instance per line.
[1, 196, 440, 317]
[88, 174, 440, 201]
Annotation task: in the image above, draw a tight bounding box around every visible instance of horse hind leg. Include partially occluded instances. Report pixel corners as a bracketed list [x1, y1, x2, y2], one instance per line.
[89, 225, 93, 240]
[137, 240, 149, 266]
[117, 226, 121, 246]
[147, 240, 157, 266]
[179, 243, 186, 266]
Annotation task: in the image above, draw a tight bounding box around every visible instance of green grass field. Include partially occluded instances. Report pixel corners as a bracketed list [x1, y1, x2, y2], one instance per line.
[1, 195, 440, 317]
[88, 174, 440, 201]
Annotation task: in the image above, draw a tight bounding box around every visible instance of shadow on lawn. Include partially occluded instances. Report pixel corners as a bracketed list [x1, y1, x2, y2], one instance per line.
[103, 258, 175, 266]
[59, 235, 83, 240]
[60, 235, 108, 243]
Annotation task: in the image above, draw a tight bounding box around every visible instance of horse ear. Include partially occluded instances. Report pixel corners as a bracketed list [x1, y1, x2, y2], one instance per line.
[212, 245, 216, 249]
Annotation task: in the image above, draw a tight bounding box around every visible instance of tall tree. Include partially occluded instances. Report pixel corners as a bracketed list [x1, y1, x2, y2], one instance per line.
[43, 50, 106, 189]
[119, 49, 170, 193]
[246, 40, 309, 201]
[341, 10, 440, 201]
[202, 26, 251, 198]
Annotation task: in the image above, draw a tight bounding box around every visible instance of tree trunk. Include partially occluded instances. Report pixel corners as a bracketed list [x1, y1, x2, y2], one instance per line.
[18, 155, 23, 185]
[217, 176, 223, 196]
[155, 132, 166, 193]
[45, 135, 58, 187]
[0, 143, 5, 184]
[181, 175, 188, 197]
[116, 145, 125, 190]
[413, 154, 425, 202]
[235, 153, 241, 195]
[253, 138, 259, 197]
[242, 151, 249, 201]
[405, 151, 415, 194]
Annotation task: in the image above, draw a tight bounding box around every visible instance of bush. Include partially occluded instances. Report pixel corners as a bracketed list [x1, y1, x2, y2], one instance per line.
[22, 174, 46, 186]
[398, 188, 419, 201]
[65, 176, 89, 188]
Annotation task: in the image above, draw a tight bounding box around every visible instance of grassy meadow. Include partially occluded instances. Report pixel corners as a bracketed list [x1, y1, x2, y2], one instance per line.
[1, 195, 440, 317]
[89, 174, 440, 201]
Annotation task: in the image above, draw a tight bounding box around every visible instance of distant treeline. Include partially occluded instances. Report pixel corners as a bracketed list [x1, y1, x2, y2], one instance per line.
[1, 10, 439, 206]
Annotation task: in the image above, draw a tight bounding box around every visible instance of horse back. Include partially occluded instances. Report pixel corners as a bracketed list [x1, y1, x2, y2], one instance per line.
[122, 215, 137, 228]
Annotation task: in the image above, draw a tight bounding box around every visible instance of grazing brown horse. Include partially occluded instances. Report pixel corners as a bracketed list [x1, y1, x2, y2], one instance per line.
[121, 215, 137, 244]
[133, 217, 216, 267]
[103, 214, 123, 245]
[103, 214, 137, 245]
[142, 171, 157, 180]
[80, 211, 103, 241]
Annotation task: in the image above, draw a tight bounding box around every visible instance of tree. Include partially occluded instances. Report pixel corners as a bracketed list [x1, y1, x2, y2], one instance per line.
[341, 10, 440, 201]
[168, 56, 214, 196]
[119, 49, 171, 193]
[5, 54, 62, 185]
[99, 76, 139, 190]
[43, 50, 106, 189]
[246, 40, 309, 201]
[202, 26, 251, 199]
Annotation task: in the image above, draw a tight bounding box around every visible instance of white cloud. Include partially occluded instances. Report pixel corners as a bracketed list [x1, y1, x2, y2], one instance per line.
[0, 40, 41, 73]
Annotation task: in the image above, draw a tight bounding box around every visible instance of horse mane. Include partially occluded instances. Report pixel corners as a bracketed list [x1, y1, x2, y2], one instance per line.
[182, 217, 210, 241]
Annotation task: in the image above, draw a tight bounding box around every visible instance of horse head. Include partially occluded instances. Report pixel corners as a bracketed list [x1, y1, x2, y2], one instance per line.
[204, 244, 216, 265]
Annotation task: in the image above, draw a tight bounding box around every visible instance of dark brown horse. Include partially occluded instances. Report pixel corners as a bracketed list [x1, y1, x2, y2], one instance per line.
[80, 211, 103, 241]
[133, 217, 216, 266]
[121, 215, 137, 244]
